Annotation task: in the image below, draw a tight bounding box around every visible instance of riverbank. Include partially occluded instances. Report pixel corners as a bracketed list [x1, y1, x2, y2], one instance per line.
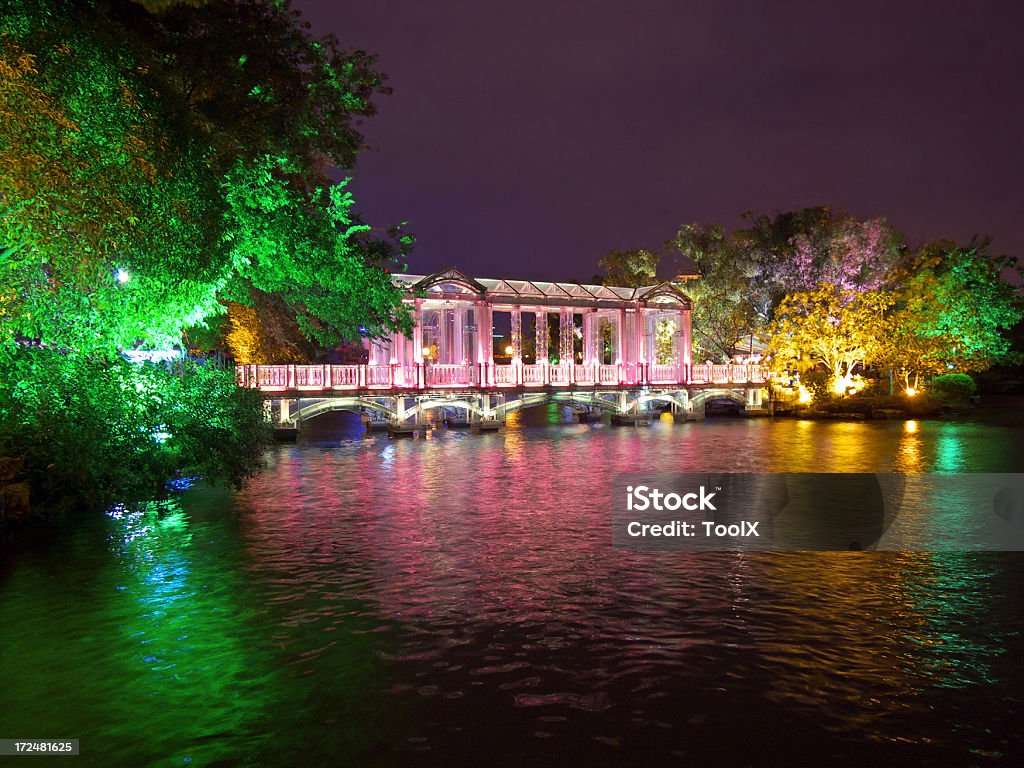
[773, 394, 947, 420]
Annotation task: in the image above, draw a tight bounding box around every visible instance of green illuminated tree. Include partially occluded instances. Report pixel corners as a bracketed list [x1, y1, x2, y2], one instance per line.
[0, 0, 411, 523]
[880, 239, 1022, 389]
[221, 156, 410, 347]
[0, 28, 229, 353]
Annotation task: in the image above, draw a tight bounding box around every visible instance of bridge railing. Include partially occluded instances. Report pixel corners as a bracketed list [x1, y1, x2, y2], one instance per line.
[428, 364, 478, 387]
[235, 363, 769, 391]
[522, 364, 544, 385]
[598, 365, 619, 385]
[366, 365, 393, 388]
[649, 363, 680, 384]
[549, 363, 571, 386]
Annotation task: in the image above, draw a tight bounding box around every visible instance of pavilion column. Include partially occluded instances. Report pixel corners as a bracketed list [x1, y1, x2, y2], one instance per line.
[616, 308, 625, 365]
[583, 310, 595, 365]
[559, 310, 573, 364]
[453, 306, 465, 364]
[511, 308, 522, 366]
[477, 300, 492, 385]
[682, 307, 692, 382]
[631, 308, 643, 384]
[389, 328, 401, 365]
[437, 307, 450, 364]
[535, 310, 548, 364]
[368, 337, 387, 366]
[412, 298, 423, 371]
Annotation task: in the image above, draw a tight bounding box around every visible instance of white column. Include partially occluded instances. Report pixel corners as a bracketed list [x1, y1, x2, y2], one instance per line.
[682, 307, 692, 382]
[583, 310, 595, 365]
[511, 308, 522, 365]
[559, 309, 573, 364]
[454, 306, 465, 364]
[535, 310, 548, 363]
[477, 300, 492, 385]
[412, 299, 423, 364]
[616, 309, 625, 365]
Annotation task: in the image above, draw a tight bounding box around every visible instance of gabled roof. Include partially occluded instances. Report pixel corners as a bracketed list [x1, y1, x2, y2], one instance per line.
[409, 267, 486, 295]
[639, 281, 693, 308]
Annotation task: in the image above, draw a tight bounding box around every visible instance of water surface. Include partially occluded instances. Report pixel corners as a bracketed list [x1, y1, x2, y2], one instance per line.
[1, 408, 1022, 766]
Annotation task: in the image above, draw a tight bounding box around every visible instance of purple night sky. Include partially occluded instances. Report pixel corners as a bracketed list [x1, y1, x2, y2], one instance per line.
[295, 0, 1023, 282]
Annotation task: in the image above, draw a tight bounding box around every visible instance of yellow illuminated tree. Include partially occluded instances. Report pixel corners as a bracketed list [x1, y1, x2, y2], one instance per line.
[767, 285, 893, 390]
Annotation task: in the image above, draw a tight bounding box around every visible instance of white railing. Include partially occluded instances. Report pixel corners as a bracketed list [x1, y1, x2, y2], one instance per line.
[329, 365, 360, 388]
[428, 364, 477, 387]
[256, 365, 289, 388]
[711, 364, 731, 383]
[522, 364, 544, 385]
[295, 366, 323, 388]
[549, 363, 571, 386]
[598, 365, 619, 385]
[366, 365, 393, 387]
[649, 364, 679, 384]
[494, 365, 516, 386]
[574, 364, 594, 384]
[395, 365, 418, 387]
[235, 363, 769, 391]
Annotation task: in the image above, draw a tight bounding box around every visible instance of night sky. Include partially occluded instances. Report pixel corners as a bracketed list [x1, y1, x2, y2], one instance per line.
[295, 0, 1023, 282]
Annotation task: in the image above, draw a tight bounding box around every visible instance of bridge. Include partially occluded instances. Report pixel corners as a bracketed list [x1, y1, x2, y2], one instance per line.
[235, 268, 769, 433]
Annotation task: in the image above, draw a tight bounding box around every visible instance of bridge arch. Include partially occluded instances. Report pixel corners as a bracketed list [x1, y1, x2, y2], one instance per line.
[291, 397, 396, 424]
[498, 391, 624, 417]
[626, 391, 690, 413]
[689, 388, 750, 409]
[404, 398, 487, 421]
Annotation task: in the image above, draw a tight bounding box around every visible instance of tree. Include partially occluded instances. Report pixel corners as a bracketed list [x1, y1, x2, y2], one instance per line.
[220, 156, 411, 348]
[0, 26, 229, 353]
[767, 285, 894, 392]
[2, 0, 410, 356]
[880, 239, 1022, 390]
[0, 0, 411, 523]
[789, 216, 905, 293]
[733, 207, 837, 320]
[668, 223, 761, 360]
[733, 207, 905, 316]
[596, 248, 659, 287]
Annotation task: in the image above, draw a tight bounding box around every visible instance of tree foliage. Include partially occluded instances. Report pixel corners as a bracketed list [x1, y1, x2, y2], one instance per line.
[668, 223, 760, 359]
[0, 348, 268, 515]
[221, 155, 410, 347]
[880, 239, 1022, 386]
[596, 248, 659, 287]
[766, 285, 894, 381]
[1, 0, 410, 356]
[0, 0, 412, 525]
[0, 29, 228, 352]
[659, 207, 1019, 392]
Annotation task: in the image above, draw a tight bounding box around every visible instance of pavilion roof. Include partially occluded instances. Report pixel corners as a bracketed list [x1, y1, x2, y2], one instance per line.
[392, 267, 690, 308]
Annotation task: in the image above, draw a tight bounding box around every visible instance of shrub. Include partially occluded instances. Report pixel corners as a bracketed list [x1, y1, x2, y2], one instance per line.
[0, 348, 269, 529]
[801, 369, 834, 404]
[929, 373, 977, 402]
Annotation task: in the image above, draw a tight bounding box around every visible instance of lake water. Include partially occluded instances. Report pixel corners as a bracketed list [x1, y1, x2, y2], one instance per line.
[1, 406, 1022, 766]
